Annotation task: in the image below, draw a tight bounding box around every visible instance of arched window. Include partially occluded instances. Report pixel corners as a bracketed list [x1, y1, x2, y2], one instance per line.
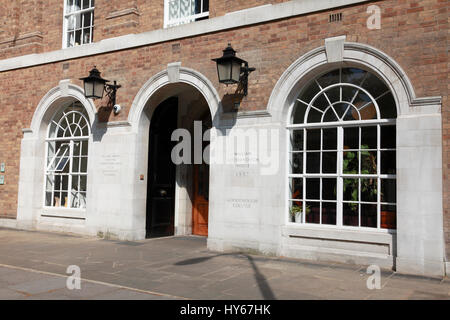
[288, 67, 397, 229]
[45, 102, 90, 209]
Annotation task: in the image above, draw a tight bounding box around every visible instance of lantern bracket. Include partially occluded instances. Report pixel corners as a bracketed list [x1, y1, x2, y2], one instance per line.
[240, 62, 255, 96]
[105, 81, 121, 106]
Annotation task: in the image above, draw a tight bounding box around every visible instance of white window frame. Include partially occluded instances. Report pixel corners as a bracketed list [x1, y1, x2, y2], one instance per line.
[43, 102, 90, 211]
[62, 0, 95, 48]
[164, 0, 209, 28]
[287, 67, 397, 232]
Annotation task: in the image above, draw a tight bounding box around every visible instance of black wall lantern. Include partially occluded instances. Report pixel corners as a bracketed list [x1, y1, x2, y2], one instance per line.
[80, 66, 121, 105]
[212, 43, 255, 96]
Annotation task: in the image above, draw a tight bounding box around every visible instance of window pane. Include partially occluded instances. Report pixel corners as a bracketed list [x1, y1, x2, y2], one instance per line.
[344, 127, 359, 149]
[323, 108, 338, 122]
[72, 157, 80, 173]
[343, 178, 358, 201]
[75, 30, 82, 46]
[381, 125, 396, 149]
[66, 0, 74, 13]
[291, 130, 303, 151]
[341, 85, 359, 102]
[341, 67, 366, 85]
[290, 152, 303, 174]
[80, 175, 87, 191]
[83, 12, 91, 27]
[381, 151, 396, 174]
[306, 152, 320, 173]
[307, 108, 322, 123]
[343, 203, 358, 226]
[54, 192, 62, 207]
[305, 178, 320, 200]
[361, 178, 377, 202]
[361, 126, 377, 149]
[305, 202, 320, 224]
[381, 205, 396, 229]
[45, 192, 53, 206]
[361, 72, 388, 100]
[71, 175, 79, 191]
[82, 141, 88, 154]
[292, 101, 307, 124]
[343, 150, 358, 174]
[46, 175, 54, 192]
[378, 93, 397, 119]
[83, 28, 91, 44]
[361, 150, 377, 174]
[361, 204, 377, 228]
[322, 152, 337, 174]
[59, 191, 68, 207]
[313, 94, 329, 112]
[322, 128, 337, 150]
[289, 201, 303, 223]
[80, 157, 88, 173]
[67, 15, 75, 31]
[74, 0, 81, 10]
[203, 0, 209, 12]
[381, 179, 396, 203]
[298, 81, 320, 105]
[325, 87, 340, 104]
[82, 0, 90, 9]
[334, 102, 349, 120]
[306, 129, 320, 150]
[322, 178, 336, 200]
[322, 202, 336, 225]
[290, 178, 303, 200]
[357, 101, 377, 120]
[317, 69, 340, 88]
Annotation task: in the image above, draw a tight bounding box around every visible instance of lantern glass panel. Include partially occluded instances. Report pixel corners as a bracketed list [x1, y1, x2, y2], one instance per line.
[84, 80, 94, 97]
[93, 81, 105, 98]
[231, 60, 241, 83]
[217, 61, 232, 83]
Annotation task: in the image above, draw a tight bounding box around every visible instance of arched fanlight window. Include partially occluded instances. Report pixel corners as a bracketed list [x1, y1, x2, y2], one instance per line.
[288, 67, 397, 230]
[45, 101, 90, 209]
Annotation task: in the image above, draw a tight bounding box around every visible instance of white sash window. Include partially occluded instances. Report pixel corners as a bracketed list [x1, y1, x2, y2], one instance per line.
[63, 0, 95, 48]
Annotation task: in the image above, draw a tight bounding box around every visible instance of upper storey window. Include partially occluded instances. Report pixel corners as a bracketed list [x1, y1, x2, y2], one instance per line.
[63, 0, 95, 48]
[164, 0, 209, 28]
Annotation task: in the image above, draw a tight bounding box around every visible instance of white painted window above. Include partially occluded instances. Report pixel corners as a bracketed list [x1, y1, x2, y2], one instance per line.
[164, 0, 209, 28]
[63, 0, 95, 48]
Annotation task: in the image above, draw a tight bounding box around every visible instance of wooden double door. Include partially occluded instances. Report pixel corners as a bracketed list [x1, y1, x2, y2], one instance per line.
[146, 97, 210, 238]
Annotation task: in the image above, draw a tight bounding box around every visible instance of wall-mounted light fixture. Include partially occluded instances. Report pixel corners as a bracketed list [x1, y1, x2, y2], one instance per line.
[80, 66, 121, 106]
[212, 44, 255, 96]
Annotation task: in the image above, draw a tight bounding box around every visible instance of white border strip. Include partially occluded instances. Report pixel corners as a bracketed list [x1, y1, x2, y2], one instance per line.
[0, 0, 370, 72]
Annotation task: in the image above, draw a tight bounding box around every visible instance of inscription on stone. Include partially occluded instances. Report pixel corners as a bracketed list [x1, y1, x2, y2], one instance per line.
[226, 198, 258, 209]
[100, 154, 121, 176]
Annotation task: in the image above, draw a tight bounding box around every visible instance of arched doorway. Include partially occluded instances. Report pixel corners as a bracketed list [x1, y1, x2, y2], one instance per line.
[144, 83, 212, 238]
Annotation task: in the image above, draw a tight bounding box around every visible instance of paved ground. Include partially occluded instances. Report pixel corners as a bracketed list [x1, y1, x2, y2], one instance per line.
[0, 228, 449, 300]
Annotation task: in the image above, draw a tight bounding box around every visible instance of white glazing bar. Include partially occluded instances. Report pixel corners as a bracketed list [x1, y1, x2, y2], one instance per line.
[377, 124, 381, 229]
[336, 126, 343, 226]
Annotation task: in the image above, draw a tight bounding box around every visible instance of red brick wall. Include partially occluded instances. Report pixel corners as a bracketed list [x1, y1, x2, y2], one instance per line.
[0, 0, 291, 60]
[0, 0, 448, 259]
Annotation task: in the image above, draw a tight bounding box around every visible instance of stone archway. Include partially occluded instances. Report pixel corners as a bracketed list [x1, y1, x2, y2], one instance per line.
[129, 65, 219, 238]
[16, 81, 96, 231]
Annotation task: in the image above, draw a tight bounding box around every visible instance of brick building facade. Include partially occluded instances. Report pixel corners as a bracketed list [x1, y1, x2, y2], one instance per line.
[0, 0, 448, 277]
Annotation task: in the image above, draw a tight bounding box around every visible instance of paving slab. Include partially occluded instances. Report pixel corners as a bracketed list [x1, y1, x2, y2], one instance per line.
[0, 228, 449, 300]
